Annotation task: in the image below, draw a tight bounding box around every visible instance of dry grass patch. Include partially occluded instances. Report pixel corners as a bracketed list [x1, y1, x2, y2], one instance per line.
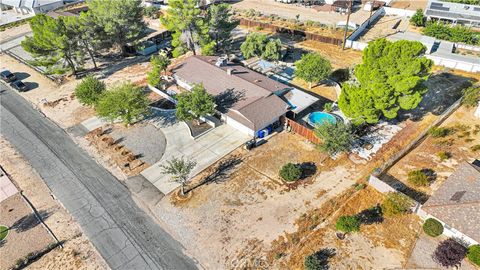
[296, 40, 363, 69]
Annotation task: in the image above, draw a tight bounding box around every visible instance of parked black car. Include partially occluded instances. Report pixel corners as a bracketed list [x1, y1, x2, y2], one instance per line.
[10, 80, 28, 92]
[1, 70, 17, 82]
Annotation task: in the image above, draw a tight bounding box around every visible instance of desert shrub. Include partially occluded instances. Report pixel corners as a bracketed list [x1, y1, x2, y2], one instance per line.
[423, 22, 480, 45]
[323, 102, 333, 112]
[467, 245, 480, 266]
[304, 248, 336, 270]
[437, 151, 451, 161]
[279, 163, 302, 182]
[335, 215, 360, 233]
[462, 86, 480, 107]
[74, 75, 106, 106]
[381, 192, 412, 217]
[410, 9, 425, 27]
[408, 169, 431, 186]
[428, 127, 452, 138]
[423, 218, 443, 237]
[471, 145, 480, 152]
[433, 238, 467, 268]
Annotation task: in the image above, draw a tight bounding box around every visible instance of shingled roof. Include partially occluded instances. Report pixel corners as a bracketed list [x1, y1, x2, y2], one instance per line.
[171, 56, 290, 131]
[422, 161, 480, 242]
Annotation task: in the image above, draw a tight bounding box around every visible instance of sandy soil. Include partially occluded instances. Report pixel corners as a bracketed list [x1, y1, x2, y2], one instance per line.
[0, 137, 108, 270]
[296, 40, 363, 70]
[387, 105, 480, 195]
[0, 23, 31, 41]
[0, 54, 94, 128]
[390, 0, 429, 10]
[233, 0, 372, 26]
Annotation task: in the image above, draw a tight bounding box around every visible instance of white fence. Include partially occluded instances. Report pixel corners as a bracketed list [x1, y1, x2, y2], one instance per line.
[426, 55, 480, 73]
[148, 84, 178, 104]
[383, 7, 416, 17]
[455, 43, 480, 52]
[368, 175, 396, 193]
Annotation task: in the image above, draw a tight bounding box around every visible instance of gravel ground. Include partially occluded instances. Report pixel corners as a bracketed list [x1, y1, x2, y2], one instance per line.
[109, 123, 167, 165]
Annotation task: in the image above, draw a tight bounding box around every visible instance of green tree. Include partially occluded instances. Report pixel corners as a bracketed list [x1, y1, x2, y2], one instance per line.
[304, 249, 335, 270]
[87, 0, 146, 56]
[262, 38, 282, 61]
[175, 84, 215, 122]
[206, 3, 239, 54]
[279, 163, 302, 182]
[314, 121, 357, 156]
[461, 86, 480, 107]
[75, 75, 106, 106]
[381, 192, 412, 217]
[468, 245, 480, 267]
[410, 9, 425, 27]
[95, 82, 150, 125]
[160, 156, 196, 196]
[294, 53, 332, 89]
[339, 39, 432, 124]
[335, 215, 360, 233]
[77, 11, 111, 69]
[423, 218, 444, 237]
[240, 32, 269, 59]
[161, 0, 213, 57]
[22, 14, 84, 75]
[147, 54, 170, 88]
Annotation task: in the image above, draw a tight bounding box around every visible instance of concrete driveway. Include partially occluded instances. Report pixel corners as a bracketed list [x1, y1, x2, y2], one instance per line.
[141, 122, 250, 194]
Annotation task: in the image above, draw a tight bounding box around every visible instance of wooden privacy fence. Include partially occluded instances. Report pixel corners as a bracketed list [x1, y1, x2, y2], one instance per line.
[239, 18, 344, 46]
[281, 116, 321, 144]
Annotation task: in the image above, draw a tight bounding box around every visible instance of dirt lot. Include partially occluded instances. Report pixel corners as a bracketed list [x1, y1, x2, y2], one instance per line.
[233, 0, 371, 27]
[390, 0, 429, 10]
[267, 187, 422, 269]
[296, 40, 363, 70]
[0, 137, 107, 270]
[0, 194, 53, 270]
[387, 105, 480, 196]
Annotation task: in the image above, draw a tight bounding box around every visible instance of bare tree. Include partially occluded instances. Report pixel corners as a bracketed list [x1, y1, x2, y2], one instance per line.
[160, 157, 197, 196]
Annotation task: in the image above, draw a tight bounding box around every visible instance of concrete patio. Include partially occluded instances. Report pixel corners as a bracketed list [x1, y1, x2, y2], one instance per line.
[141, 122, 250, 194]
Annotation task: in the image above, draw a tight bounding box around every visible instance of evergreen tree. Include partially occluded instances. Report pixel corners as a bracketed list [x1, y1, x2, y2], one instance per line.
[176, 84, 215, 122]
[22, 14, 84, 75]
[161, 0, 213, 57]
[206, 3, 239, 54]
[87, 0, 146, 56]
[338, 39, 432, 124]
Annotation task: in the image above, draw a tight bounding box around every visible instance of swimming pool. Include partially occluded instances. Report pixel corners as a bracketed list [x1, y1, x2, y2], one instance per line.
[307, 112, 337, 127]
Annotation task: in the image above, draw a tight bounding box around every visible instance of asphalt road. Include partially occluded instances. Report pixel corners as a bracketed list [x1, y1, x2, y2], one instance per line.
[0, 83, 197, 270]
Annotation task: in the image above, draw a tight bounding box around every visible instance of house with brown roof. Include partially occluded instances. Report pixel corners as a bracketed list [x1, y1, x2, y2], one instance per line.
[171, 55, 318, 137]
[418, 161, 480, 245]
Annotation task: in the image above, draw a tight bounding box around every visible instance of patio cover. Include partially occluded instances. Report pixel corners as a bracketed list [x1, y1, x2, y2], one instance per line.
[283, 88, 319, 114]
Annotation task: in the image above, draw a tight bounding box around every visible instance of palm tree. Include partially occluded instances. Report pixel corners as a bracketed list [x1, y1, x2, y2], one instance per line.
[160, 156, 197, 196]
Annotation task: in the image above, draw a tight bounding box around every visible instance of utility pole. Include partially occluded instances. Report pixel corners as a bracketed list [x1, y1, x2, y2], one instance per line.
[342, 0, 353, 50]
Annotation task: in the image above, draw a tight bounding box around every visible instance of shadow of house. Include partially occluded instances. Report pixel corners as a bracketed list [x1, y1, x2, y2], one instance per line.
[11, 210, 51, 233]
[381, 173, 430, 204]
[399, 73, 474, 122]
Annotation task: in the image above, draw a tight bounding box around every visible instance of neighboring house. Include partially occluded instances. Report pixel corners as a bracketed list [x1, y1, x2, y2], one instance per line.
[425, 0, 480, 27]
[171, 55, 318, 137]
[0, 0, 77, 15]
[418, 161, 480, 245]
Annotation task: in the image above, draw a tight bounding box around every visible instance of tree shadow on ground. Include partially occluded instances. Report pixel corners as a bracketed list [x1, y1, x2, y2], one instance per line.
[356, 205, 384, 225]
[146, 109, 177, 127]
[11, 210, 51, 233]
[306, 248, 336, 270]
[381, 173, 430, 204]
[399, 73, 474, 122]
[193, 156, 243, 190]
[215, 88, 246, 112]
[299, 162, 317, 179]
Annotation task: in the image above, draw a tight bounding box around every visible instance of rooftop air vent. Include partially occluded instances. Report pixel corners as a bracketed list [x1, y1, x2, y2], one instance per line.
[215, 57, 227, 67]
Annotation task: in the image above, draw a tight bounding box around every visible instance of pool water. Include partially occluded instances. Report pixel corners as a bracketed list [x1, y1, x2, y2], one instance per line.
[307, 112, 337, 126]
